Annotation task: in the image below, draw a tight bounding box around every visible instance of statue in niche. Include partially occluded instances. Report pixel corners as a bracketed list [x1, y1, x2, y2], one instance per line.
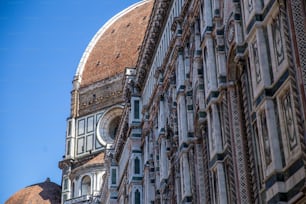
[282, 92, 297, 150]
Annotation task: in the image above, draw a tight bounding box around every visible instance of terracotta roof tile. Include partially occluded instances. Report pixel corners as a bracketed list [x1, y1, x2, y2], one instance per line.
[84, 152, 105, 166]
[5, 179, 61, 204]
[80, 1, 153, 87]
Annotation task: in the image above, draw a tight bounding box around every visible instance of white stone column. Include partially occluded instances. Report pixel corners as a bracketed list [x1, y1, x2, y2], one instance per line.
[180, 152, 192, 200]
[211, 104, 223, 153]
[178, 95, 188, 146]
[144, 168, 149, 204]
[233, 4, 244, 45]
[195, 143, 206, 203]
[206, 37, 218, 91]
[216, 48, 226, 78]
[256, 27, 272, 86]
[207, 108, 214, 154]
[203, 0, 213, 28]
[265, 99, 282, 170]
[216, 163, 228, 204]
[93, 173, 97, 194]
[177, 50, 185, 89]
[193, 21, 205, 112]
[70, 118, 76, 159]
[177, 49, 188, 145]
[158, 97, 165, 134]
[160, 137, 168, 181]
[215, 29, 226, 80]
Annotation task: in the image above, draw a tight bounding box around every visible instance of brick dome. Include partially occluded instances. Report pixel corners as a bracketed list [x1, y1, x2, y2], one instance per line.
[5, 179, 61, 204]
[76, 0, 153, 87]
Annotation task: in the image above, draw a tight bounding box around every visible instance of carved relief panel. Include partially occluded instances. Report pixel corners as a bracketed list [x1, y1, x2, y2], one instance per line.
[276, 85, 300, 164]
[266, 10, 289, 81]
[249, 39, 264, 98]
[258, 109, 272, 167]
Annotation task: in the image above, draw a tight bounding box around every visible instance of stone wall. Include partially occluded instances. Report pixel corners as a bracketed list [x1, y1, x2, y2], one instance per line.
[78, 74, 124, 117]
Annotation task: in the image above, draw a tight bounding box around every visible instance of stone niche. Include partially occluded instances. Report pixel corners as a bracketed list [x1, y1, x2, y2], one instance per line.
[79, 74, 124, 116]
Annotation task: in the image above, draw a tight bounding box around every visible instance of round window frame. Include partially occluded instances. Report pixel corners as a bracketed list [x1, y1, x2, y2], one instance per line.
[96, 107, 123, 146]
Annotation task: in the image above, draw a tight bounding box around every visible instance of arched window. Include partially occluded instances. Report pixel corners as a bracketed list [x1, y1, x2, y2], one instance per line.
[135, 189, 141, 204]
[134, 157, 140, 174]
[81, 176, 91, 196]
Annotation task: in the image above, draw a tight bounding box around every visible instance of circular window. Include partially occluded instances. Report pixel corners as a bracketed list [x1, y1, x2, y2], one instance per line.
[96, 107, 123, 146]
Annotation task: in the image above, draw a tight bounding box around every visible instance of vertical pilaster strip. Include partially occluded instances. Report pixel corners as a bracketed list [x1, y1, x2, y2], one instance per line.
[216, 163, 228, 204]
[202, 126, 211, 203]
[255, 27, 272, 86]
[203, 0, 213, 28]
[206, 37, 218, 91]
[181, 152, 192, 200]
[160, 138, 167, 181]
[175, 163, 181, 203]
[211, 103, 222, 153]
[281, 0, 306, 173]
[177, 50, 185, 90]
[289, 0, 306, 101]
[240, 71, 256, 202]
[178, 95, 188, 146]
[233, 1, 244, 45]
[222, 92, 237, 203]
[195, 143, 206, 203]
[228, 86, 252, 204]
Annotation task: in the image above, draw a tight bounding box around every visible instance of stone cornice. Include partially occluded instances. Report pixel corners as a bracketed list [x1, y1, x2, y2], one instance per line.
[135, 0, 172, 91]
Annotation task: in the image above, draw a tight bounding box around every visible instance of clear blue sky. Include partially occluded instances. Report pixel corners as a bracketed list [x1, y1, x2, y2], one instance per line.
[0, 0, 140, 202]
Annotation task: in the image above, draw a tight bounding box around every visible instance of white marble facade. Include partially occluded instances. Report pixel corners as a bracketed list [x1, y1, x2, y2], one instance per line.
[61, 0, 306, 203]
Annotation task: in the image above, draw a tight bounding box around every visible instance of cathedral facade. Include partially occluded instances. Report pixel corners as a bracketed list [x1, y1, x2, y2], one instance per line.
[59, 0, 306, 204]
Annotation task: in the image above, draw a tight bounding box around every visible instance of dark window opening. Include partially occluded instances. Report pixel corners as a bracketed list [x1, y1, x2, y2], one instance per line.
[135, 189, 141, 204]
[134, 157, 140, 174]
[109, 116, 121, 139]
[134, 100, 140, 119]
